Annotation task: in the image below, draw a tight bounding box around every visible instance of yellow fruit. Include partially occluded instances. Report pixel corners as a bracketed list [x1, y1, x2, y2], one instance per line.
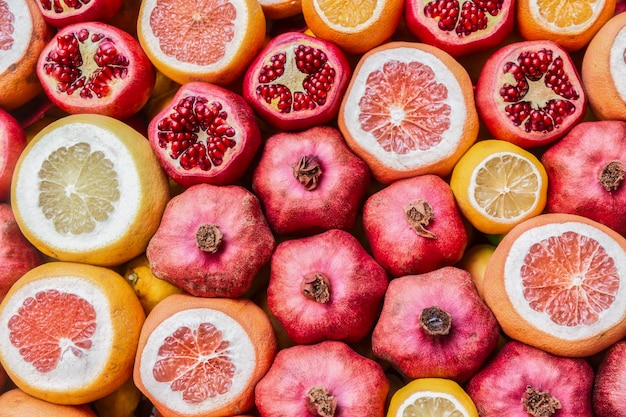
[93, 378, 142, 417]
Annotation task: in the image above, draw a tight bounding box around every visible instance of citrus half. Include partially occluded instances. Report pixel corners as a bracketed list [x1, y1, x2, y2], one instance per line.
[387, 377, 479, 417]
[137, 0, 266, 86]
[10, 114, 170, 267]
[134, 293, 277, 417]
[338, 41, 479, 184]
[450, 139, 548, 235]
[483, 213, 626, 357]
[0, 261, 146, 405]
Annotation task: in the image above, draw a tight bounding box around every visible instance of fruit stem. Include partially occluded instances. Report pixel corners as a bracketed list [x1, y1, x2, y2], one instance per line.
[302, 273, 331, 303]
[419, 306, 451, 336]
[292, 155, 322, 191]
[600, 160, 625, 192]
[305, 386, 337, 417]
[522, 385, 562, 417]
[404, 200, 437, 239]
[195, 224, 223, 253]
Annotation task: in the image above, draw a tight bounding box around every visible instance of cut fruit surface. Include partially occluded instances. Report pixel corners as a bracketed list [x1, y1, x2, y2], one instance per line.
[0, 262, 145, 405]
[450, 139, 548, 235]
[338, 41, 479, 184]
[483, 213, 626, 357]
[10, 114, 170, 267]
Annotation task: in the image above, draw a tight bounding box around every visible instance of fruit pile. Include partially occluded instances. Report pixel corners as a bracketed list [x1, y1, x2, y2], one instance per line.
[3, 0, 626, 415]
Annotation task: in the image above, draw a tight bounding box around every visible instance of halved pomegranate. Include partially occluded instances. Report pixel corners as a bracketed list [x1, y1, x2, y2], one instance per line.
[36, 21, 156, 121]
[148, 81, 262, 187]
[475, 40, 587, 148]
[242, 31, 351, 131]
[404, 0, 515, 57]
[34, 0, 123, 28]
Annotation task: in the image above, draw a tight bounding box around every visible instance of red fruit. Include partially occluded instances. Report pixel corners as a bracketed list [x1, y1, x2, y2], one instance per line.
[34, 0, 123, 28]
[242, 31, 351, 131]
[0, 204, 45, 302]
[467, 341, 595, 417]
[404, 0, 515, 57]
[255, 340, 389, 417]
[0, 110, 27, 202]
[145, 183, 275, 298]
[148, 81, 262, 187]
[371, 266, 500, 382]
[541, 120, 626, 236]
[593, 340, 626, 417]
[362, 174, 468, 277]
[475, 40, 587, 148]
[37, 21, 155, 120]
[267, 229, 388, 345]
[252, 126, 371, 236]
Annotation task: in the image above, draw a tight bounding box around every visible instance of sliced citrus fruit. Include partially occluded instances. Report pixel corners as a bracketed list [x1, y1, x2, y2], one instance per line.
[10, 114, 170, 267]
[301, 0, 404, 54]
[387, 377, 479, 417]
[483, 213, 626, 357]
[137, 0, 266, 86]
[516, 0, 615, 51]
[582, 11, 626, 120]
[338, 41, 479, 184]
[0, 261, 146, 405]
[134, 293, 277, 417]
[258, 0, 302, 19]
[450, 139, 548, 235]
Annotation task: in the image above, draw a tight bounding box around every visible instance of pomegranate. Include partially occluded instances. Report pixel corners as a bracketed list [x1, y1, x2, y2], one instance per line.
[145, 183, 275, 298]
[267, 229, 388, 345]
[362, 174, 468, 277]
[242, 31, 351, 131]
[466, 340, 595, 417]
[0, 204, 45, 302]
[541, 120, 626, 236]
[475, 40, 587, 148]
[36, 21, 156, 121]
[255, 340, 389, 417]
[371, 266, 500, 382]
[593, 340, 626, 417]
[148, 81, 262, 187]
[252, 126, 371, 236]
[0, 109, 27, 202]
[34, 0, 123, 28]
[404, 0, 515, 57]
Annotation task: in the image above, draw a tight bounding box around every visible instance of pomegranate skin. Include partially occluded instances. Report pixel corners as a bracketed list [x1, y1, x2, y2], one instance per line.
[0, 204, 45, 302]
[362, 174, 468, 277]
[467, 341, 595, 417]
[148, 81, 262, 188]
[593, 340, 626, 417]
[0, 109, 27, 202]
[255, 340, 389, 417]
[541, 120, 626, 236]
[252, 126, 371, 236]
[242, 31, 351, 131]
[37, 21, 156, 120]
[267, 229, 388, 345]
[145, 183, 275, 298]
[371, 266, 500, 382]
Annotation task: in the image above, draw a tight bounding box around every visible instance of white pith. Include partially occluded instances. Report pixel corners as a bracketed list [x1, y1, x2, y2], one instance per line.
[138, 0, 250, 72]
[609, 26, 626, 104]
[341, 47, 468, 171]
[397, 391, 471, 417]
[529, 0, 605, 30]
[12, 121, 142, 253]
[138, 308, 256, 415]
[313, 0, 383, 32]
[0, 0, 32, 75]
[0, 276, 113, 391]
[468, 151, 542, 224]
[503, 221, 626, 340]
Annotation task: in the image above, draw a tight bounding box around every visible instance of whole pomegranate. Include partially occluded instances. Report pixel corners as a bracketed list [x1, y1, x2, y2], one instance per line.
[0, 109, 27, 202]
[36, 21, 155, 120]
[593, 340, 626, 417]
[146, 183, 275, 298]
[252, 126, 371, 236]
